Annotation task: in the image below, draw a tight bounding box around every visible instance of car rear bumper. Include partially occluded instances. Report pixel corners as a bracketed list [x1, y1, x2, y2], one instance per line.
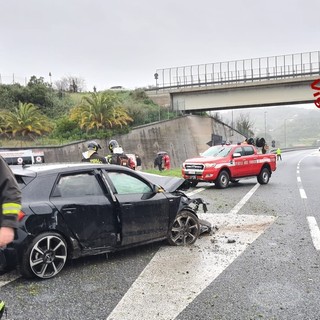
[0, 247, 17, 271]
[0, 229, 31, 271]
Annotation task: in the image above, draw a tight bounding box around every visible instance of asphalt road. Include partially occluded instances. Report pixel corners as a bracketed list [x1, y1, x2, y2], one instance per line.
[1, 149, 320, 320]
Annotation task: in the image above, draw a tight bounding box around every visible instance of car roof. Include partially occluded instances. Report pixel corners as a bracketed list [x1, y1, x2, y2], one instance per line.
[10, 162, 133, 176]
[10, 162, 187, 192]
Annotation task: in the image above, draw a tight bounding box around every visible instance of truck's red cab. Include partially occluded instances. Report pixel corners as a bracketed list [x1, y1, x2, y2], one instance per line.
[182, 144, 276, 188]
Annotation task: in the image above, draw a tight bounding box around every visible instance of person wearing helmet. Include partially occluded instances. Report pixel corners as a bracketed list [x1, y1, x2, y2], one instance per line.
[108, 140, 120, 154]
[106, 140, 133, 168]
[81, 141, 107, 164]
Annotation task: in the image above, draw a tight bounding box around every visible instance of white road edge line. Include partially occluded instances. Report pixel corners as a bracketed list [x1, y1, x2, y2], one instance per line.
[229, 183, 260, 214]
[0, 271, 20, 288]
[307, 216, 320, 251]
[186, 187, 206, 197]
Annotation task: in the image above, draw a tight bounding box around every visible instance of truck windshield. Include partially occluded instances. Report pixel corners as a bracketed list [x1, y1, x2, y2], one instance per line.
[202, 146, 232, 157]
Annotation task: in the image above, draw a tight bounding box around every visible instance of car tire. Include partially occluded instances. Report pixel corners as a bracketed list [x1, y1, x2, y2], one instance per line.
[168, 210, 200, 246]
[215, 170, 230, 189]
[20, 232, 68, 279]
[189, 181, 198, 188]
[257, 167, 270, 184]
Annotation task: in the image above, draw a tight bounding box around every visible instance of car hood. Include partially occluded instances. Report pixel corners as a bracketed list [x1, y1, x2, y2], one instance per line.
[184, 156, 223, 163]
[139, 172, 189, 192]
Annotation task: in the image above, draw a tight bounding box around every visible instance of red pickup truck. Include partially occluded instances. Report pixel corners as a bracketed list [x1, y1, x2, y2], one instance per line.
[182, 144, 277, 188]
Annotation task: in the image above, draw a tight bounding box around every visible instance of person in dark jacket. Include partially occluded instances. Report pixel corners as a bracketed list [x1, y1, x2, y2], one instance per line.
[0, 156, 21, 319]
[154, 154, 163, 171]
[81, 141, 107, 164]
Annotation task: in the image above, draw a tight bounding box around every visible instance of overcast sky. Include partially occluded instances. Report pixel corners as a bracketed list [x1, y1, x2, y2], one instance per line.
[0, 0, 319, 91]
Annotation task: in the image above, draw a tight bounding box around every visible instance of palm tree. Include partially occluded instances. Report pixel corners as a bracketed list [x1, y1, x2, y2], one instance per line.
[1, 102, 53, 140]
[70, 91, 133, 132]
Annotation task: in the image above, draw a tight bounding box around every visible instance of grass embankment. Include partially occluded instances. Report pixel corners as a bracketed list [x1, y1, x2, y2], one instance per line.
[143, 168, 182, 178]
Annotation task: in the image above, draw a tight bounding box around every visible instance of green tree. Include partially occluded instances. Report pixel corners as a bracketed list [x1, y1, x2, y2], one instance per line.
[0, 84, 25, 111]
[236, 112, 255, 138]
[70, 91, 133, 132]
[1, 102, 53, 140]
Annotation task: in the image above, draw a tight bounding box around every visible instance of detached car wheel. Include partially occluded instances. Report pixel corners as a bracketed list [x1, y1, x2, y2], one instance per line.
[20, 232, 68, 279]
[215, 170, 230, 189]
[168, 210, 200, 246]
[257, 167, 270, 184]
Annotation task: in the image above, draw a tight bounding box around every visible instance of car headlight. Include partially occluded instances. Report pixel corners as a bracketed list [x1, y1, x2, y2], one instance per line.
[204, 163, 216, 168]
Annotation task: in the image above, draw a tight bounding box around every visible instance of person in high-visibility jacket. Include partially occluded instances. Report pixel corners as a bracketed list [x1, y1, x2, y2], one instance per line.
[0, 156, 21, 319]
[276, 148, 282, 161]
[0, 156, 21, 248]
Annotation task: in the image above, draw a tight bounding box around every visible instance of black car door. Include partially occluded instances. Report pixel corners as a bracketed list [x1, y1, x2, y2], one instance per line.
[50, 171, 118, 249]
[106, 171, 170, 246]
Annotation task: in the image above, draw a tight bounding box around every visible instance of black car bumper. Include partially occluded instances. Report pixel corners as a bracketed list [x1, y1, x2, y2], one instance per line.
[0, 228, 31, 272]
[0, 247, 17, 271]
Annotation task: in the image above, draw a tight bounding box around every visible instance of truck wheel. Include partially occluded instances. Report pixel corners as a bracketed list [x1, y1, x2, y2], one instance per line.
[215, 170, 230, 189]
[257, 167, 270, 184]
[189, 181, 198, 187]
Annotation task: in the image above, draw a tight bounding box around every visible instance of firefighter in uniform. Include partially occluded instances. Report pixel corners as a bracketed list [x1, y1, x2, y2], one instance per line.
[0, 156, 22, 319]
[106, 140, 133, 168]
[81, 141, 107, 164]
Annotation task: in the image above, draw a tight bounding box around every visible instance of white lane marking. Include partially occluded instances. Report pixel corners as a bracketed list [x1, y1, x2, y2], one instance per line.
[186, 187, 205, 197]
[307, 216, 320, 251]
[299, 189, 307, 199]
[229, 183, 260, 215]
[0, 271, 20, 287]
[107, 213, 276, 320]
[297, 157, 308, 200]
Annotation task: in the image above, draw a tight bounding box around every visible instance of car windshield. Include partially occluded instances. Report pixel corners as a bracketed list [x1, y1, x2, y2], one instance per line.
[201, 146, 232, 157]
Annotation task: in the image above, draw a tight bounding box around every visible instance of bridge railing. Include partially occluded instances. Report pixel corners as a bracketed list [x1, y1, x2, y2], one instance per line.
[154, 51, 320, 90]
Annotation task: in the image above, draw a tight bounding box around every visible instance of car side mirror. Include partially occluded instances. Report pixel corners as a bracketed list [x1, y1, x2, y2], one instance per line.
[154, 185, 164, 193]
[233, 152, 242, 158]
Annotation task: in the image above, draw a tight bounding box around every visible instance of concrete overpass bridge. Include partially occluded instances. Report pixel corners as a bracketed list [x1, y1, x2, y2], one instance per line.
[147, 51, 320, 112]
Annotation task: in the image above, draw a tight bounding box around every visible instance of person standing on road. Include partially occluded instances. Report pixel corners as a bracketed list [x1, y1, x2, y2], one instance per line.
[154, 154, 163, 171]
[0, 156, 22, 319]
[276, 148, 282, 161]
[163, 153, 171, 170]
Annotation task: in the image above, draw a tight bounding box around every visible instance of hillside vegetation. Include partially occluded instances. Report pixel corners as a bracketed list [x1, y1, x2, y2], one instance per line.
[0, 76, 177, 147]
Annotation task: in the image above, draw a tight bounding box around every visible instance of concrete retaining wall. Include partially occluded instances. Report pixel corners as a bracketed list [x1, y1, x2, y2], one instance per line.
[1, 115, 245, 169]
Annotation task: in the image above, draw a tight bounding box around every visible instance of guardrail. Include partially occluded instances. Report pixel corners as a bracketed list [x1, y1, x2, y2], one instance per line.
[153, 51, 320, 90]
[269, 146, 318, 154]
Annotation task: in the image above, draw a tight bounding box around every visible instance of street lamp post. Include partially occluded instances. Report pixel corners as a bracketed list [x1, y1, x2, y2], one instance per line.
[284, 119, 287, 148]
[264, 111, 267, 139]
[284, 118, 293, 148]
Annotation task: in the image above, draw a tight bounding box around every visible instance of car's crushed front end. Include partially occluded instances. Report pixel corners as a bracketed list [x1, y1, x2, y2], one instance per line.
[139, 172, 211, 235]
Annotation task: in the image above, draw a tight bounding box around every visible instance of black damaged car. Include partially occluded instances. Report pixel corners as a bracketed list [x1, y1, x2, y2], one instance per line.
[0, 163, 209, 279]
